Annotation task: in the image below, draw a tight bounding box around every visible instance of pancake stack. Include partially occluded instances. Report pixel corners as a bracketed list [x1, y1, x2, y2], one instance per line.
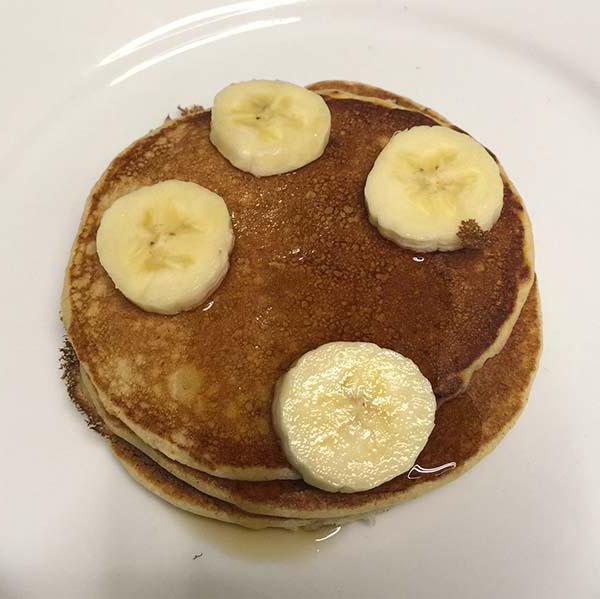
[61, 81, 541, 529]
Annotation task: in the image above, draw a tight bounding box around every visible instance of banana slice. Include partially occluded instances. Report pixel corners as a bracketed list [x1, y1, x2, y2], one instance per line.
[96, 180, 234, 315]
[272, 342, 436, 493]
[210, 80, 331, 177]
[365, 125, 503, 252]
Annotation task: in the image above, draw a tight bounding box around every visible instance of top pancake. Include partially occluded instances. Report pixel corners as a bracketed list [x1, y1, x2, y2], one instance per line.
[62, 81, 534, 481]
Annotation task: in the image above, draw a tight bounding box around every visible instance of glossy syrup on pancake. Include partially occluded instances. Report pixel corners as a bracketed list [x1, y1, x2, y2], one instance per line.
[62, 83, 534, 480]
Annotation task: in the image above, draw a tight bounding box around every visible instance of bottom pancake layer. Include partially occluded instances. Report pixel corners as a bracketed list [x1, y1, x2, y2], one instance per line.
[112, 440, 374, 530]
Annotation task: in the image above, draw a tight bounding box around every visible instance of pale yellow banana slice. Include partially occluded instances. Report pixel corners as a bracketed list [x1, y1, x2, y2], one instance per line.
[209, 80, 331, 177]
[272, 342, 436, 493]
[96, 180, 234, 315]
[365, 125, 503, 252]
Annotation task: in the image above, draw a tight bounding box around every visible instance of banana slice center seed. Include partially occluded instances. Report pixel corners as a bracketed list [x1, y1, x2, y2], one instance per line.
[140, 205, 201, 271]
[231, 95, 305, 140]
[396, 150, 479, 211]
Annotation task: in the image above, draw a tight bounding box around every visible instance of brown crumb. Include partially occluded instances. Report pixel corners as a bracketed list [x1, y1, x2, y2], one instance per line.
[177, 105, 205, 117]
[457, 219, 489, 249]
[59, 338, 78, 397]
[59, 338, 107, 437]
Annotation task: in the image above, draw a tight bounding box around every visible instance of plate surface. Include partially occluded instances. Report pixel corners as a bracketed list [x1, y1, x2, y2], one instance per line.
[1, 1, 599, 597]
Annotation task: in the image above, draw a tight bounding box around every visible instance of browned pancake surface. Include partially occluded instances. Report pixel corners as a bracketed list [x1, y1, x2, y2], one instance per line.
[64, 87, 532, 478]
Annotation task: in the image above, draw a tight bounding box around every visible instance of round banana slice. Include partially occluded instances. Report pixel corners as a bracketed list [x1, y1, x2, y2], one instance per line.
[272, 342, 436, 493]
[96, 180, 234, 315]
[209, 79, 331, 177]
[365, 125, 503, 252]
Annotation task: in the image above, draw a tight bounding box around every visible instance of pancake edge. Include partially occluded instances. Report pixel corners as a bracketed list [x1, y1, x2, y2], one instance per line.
[111, 438, 376, 530]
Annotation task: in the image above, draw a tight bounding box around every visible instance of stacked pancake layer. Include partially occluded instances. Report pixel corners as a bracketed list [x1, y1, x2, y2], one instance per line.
[62, 82, 541, 529]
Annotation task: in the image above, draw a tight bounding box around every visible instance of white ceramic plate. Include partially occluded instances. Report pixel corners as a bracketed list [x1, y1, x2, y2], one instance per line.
[1, 1, 599, 597]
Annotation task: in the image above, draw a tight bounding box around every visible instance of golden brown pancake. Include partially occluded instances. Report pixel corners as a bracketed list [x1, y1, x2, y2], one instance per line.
[62, 82, 534, 481]
[72, 281, 540, 523]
